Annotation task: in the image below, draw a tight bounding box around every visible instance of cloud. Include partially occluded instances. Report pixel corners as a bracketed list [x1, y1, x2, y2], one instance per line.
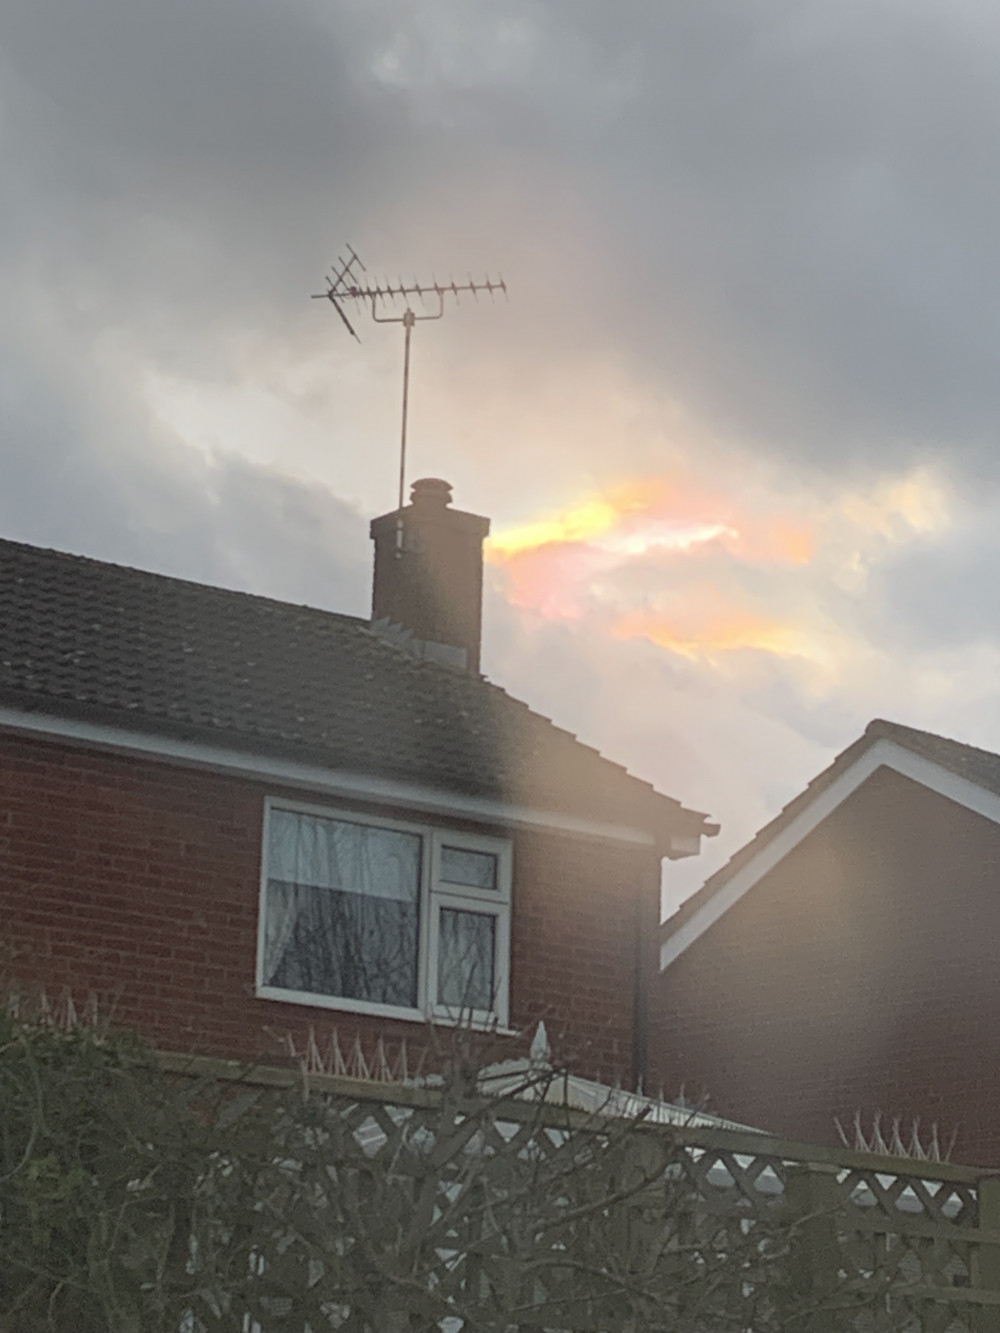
[863, 494, 1000, 654]
[487, 460, 951, 668]
[5, 0, 1000, 912]
[0, 264, 368, 611]
[4, 0, 1000, 476]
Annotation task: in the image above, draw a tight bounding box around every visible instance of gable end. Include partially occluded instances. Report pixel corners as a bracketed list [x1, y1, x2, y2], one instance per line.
[660, 737, 1000, 970]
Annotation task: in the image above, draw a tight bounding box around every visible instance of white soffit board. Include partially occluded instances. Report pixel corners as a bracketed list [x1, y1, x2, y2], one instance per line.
[0, 706, 656, 848]
[660, 738, 1000, 971]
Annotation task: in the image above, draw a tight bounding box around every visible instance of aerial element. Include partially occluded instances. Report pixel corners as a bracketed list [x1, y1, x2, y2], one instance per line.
[313, 245, 507, 512]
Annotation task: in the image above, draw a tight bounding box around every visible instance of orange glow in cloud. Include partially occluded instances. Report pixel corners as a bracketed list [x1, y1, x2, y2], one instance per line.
[487, 496, 625, 556]
[489, 476, 815, 568]
[487, 476, 817, 642]
[613, 607, 813, 661]
[487, 466, 949, 666]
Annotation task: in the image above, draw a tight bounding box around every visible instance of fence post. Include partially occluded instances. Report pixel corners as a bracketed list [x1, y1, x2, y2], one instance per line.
[975, 1176, 1000, 1333]
[785, 1162, 841, 1333]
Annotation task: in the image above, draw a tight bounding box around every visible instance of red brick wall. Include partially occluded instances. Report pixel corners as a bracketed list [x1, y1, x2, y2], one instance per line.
[650, 766, 1000, 1165]
[511, 829, 658, 1086]
[0, 729, 655, 1087]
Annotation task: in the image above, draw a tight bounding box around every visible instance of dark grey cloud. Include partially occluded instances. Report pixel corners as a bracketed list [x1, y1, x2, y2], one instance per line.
[0, 281, 368, 611]
[8, 0, 1000, 480]
[534, 0, 1000, 470]
[863, 507, 1000, 653]
[3, 1, 386, 354]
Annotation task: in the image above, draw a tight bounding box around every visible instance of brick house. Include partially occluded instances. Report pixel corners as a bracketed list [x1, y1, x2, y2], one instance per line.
[0, 478, 714, 1089]
[650, 718, 1000, 1165]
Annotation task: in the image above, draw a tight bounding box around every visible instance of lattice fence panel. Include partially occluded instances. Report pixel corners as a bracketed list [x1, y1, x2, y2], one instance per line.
[168, 1083, 1000, 1333]
[681, 1145, 790, 1217]
[826, 1164, 980, 1332]
[208, 1092, 812, 1332]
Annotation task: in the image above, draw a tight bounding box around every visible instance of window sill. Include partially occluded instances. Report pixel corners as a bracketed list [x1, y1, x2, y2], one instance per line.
[256, 985, 515, 1035]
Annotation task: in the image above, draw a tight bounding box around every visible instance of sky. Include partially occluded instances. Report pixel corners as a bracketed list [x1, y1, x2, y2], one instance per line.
[5, 0, 1000, 908]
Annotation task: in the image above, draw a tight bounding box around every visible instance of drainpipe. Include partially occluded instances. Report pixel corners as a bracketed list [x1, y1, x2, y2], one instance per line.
[631, 856, 657, 1093]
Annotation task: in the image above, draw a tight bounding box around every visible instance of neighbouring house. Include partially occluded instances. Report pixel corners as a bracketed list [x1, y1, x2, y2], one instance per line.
[0, 477, 715, 1089]
[650, 718, 1000, 1165]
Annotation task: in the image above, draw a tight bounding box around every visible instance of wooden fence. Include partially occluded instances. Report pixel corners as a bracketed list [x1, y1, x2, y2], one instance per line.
[160, 1053, 1000, 1333]
[666, 1121, 998, 1333]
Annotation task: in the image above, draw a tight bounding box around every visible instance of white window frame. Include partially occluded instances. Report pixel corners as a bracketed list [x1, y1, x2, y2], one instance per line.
[256, 797, 512, 1029]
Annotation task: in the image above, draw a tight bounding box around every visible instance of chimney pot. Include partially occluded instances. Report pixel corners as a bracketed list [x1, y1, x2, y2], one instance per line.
[410, 477, 453, 508]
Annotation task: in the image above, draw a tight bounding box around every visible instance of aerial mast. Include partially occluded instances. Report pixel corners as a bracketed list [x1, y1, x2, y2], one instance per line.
[313, 245, 507, 512]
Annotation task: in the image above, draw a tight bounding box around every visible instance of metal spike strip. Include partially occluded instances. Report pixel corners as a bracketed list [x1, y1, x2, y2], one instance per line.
[838, 1108, 953, 1162]
[3, 983, 103, 1030]
[279, 1024, 419, 1085]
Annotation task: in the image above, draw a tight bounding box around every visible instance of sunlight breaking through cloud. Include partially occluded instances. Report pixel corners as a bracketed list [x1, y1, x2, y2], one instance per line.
[487, 465, 952, 671]
[489, 476, 815, 567]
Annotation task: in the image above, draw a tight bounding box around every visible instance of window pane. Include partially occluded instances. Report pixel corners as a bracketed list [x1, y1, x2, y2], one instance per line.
[269, 810, 419, 901]
[439, 845, 497, 890]
[264, 811, 421, 1007]
[437, 908, 496, 1011]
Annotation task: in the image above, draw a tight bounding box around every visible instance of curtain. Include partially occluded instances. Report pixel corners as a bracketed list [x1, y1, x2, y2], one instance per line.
[263, 810, 421, 1007]
[437, 908, 495, 1011]
[439, 845, 497, 890]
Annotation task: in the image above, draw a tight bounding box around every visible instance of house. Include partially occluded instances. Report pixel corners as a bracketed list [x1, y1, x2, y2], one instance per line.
[0, 477, 715, 1090]
[650, 718, 1000, 1165]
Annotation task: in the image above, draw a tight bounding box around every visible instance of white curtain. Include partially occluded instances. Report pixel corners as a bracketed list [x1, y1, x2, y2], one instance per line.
[437, 907, 495, 1011]
[263, 811, 421, 1006]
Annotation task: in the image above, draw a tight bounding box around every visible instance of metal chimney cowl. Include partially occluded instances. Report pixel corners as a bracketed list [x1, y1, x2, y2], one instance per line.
[369, 479, 491, 673]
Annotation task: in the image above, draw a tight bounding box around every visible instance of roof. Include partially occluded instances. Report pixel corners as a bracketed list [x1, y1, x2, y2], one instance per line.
[0, 537, 712, 843]
[662, 718, 1000, 954]
[860, 719, 1000, 795]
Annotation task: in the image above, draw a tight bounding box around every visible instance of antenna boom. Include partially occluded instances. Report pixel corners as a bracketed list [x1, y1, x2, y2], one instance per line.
[313, 244, 507, 511]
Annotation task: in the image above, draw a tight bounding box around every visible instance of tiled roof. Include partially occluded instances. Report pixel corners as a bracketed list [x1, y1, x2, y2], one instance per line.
[0, 537, 711, 841]
[663, 717, 1000, 937]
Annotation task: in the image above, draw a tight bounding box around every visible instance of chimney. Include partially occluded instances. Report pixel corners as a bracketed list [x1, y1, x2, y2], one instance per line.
[370, 478, 491, 673]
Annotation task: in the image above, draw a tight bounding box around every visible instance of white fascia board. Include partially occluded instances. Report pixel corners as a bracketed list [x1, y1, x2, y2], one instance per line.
[660, 737, 1000, 971]
[0, 705, 656, 848]
[665, 834, 703, 860]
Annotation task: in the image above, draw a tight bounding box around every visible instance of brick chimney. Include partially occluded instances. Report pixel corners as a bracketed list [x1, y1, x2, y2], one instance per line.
[369, 478, 491, 673]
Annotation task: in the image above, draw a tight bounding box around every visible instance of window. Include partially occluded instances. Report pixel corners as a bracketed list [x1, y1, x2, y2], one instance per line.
[257, 800, 511, 1026]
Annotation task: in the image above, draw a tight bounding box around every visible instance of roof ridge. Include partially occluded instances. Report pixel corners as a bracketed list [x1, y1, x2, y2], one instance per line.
[867, 716, 1000, 761]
